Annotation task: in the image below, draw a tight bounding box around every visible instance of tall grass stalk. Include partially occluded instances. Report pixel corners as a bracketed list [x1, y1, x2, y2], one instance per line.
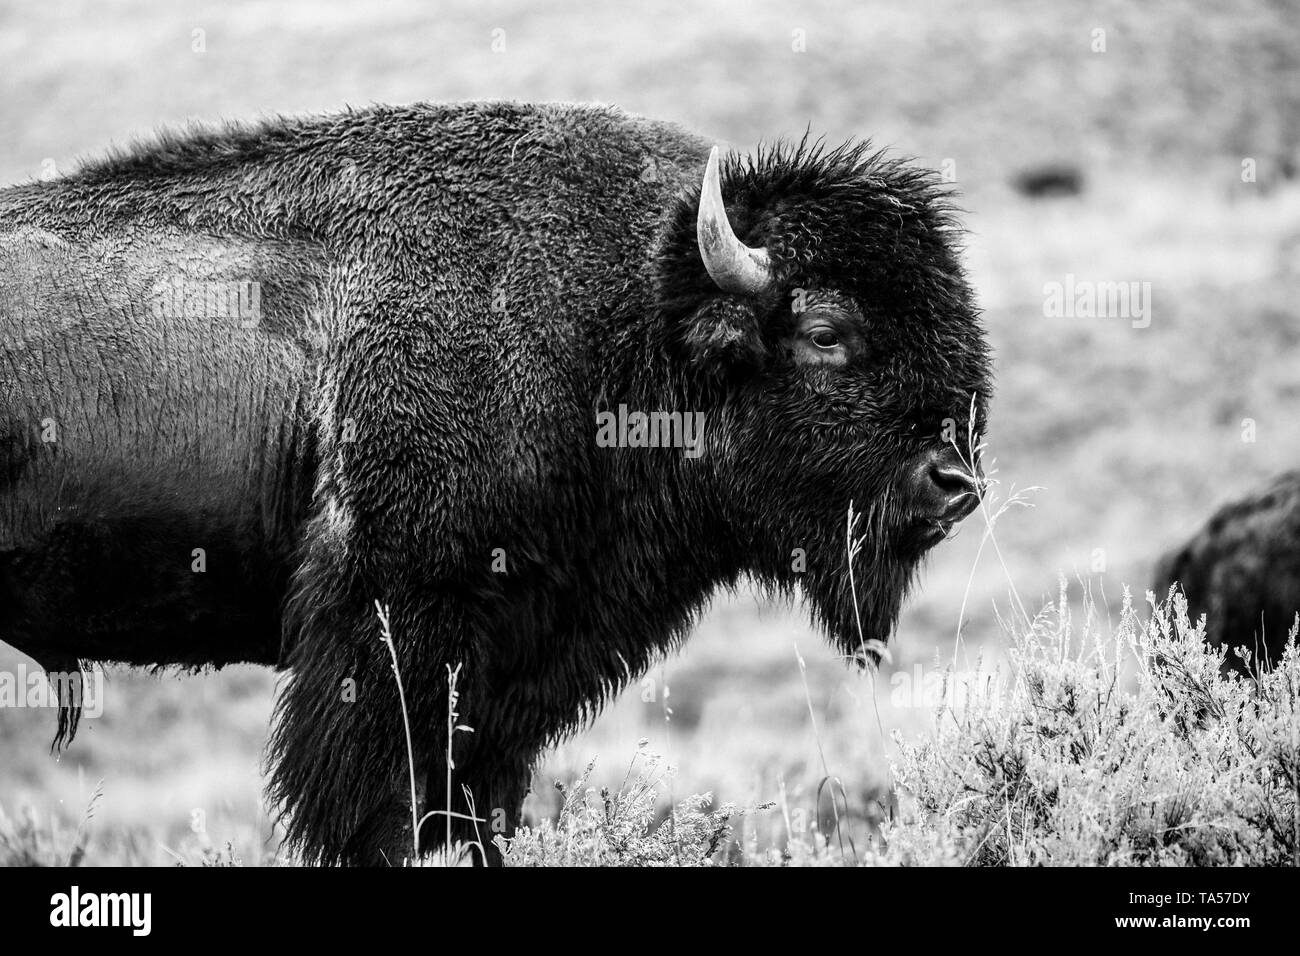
[375, 602, 482, 864]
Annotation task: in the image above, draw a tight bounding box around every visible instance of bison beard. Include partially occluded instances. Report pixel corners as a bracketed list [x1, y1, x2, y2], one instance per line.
[0, 102, 991, 865]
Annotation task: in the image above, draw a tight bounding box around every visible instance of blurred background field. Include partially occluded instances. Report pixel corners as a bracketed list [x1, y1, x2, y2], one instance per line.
[2, 0, 1298, 864]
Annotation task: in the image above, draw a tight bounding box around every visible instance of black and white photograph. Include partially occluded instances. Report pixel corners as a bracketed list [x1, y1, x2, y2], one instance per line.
[0, 0, 1294, 931]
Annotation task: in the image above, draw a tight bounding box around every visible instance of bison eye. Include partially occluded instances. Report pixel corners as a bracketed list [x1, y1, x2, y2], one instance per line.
[810, 328, 840, 350]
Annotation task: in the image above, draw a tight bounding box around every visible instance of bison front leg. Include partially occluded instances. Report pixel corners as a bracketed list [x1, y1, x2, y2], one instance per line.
[416, 744, 532, 865]
[267, 589, 473, 866]
[268, 635, 419, 864]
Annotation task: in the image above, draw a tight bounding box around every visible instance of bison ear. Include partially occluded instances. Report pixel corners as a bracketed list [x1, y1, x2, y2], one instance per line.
[673, 146, 780, 368]
[682, 296, 768, 367]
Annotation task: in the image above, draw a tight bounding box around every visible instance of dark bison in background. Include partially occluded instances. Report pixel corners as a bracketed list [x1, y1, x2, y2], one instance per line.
[1155, 470, 1300, 676]
[0, 101, 991, 864]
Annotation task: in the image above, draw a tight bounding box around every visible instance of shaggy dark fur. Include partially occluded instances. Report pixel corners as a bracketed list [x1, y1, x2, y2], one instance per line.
[1154, 470, 1300, 675]
[0, 102, 992, 864]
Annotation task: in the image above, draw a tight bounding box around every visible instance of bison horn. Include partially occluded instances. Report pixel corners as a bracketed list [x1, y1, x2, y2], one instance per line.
[697, 146, 774, 296]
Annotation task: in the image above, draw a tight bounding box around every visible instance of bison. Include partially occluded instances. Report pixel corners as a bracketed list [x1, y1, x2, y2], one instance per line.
[1154, 470, 1300, 676]
[0, 101, 992, 864]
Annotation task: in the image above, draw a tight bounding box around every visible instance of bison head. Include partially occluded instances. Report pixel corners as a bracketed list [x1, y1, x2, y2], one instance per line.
[654, 140, 993, 661]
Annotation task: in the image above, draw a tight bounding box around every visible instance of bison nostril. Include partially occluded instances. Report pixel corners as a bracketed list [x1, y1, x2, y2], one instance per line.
[930, 465, 980, 498]
[921, 463, 982, 525]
